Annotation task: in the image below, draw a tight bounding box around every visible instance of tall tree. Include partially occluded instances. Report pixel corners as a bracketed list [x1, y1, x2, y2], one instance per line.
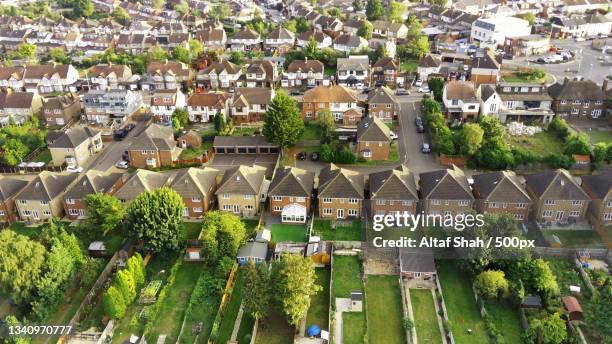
[85, 193, 126, 236]
[387, 0, 406, 23]
[214, 111, 227, 134]
[410, 36, 430, 58]
[0, 230, 46, 304]
[305, 37, 319, 60]
[352, 0, 365, 11]
[271, 254, 321, 325]
[152, 0, 164, 9]
[173, 108, 189, 128]
[457, 123, 484, 156]
[200, 211, 248, 263]
[115, 269, 137, 303]
[111, 7, 131, 25]
[72, 0, 94, 18]
[127, 187, 185, 254]
[126, 253, 146, 288]
[474, 270, 509, 299]
[103, 285, 126, 319]
[427, 77, 445, 101]
[172, 45, 190, 64]
[242, 260, 271, 321]
[317, 109, 336, 144]
[263, 91, 304, 150]
[148, 44, 168, 61]
[525, 312, 567, 344]
[357, 21, 373, 40]
[188, 39, 203, 59]
[365, 0, 384, 20]
[211, 3, 231, 20]
[17, 43, 36, 59]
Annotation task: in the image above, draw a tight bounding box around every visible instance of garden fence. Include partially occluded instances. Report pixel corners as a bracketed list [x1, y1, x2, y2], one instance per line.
[435, 275, 455, 344]
[208, 262, 239, 344]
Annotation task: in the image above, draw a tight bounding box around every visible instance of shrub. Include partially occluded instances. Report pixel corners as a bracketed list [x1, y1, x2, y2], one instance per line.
[403, 317, 414, 332]
[543, 153, 574, 169]
[547, 116, 569, 140]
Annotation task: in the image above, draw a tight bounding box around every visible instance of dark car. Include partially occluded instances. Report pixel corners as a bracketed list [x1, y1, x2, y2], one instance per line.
[503, 53, 514, 60]
[125, 123, 136, 131]
[290, 90, 303, 96]
[113, 129, 127, 140]
[297, 152, 307, 160]
[310, 152, 319, 161]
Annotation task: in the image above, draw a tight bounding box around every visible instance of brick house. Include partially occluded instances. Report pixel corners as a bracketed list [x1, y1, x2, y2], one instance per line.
[470, 49, 502, 86]
[150, 89, 187, 123]
[525, 169, 591, 225]
[114, 170, 175, 204]
[47, 126, 103, 168]
[63, 171, 124, 220]
[318, 164, 364, 219]
[547, 78, 607, 119]
[42, 93, 81, 126]
[187, 91, 230, 123]
[419, 166, 474, 217]
[216, 165, 267, 218]
[370, 165, 419, 217]
[580, 171, 612, 225]
[196, 59, 241, 89]
[170, 167, 219, 218]
[268, 167, 315, 224]
[367, 86, 395, 122]
[282, 59, 325, 88]
[0, 176, 29, 224]
[300, 85, 359, 122]
[231, 88, 274, 124]
[194, 27, 227, 52]
[356, 116, 391, 161]
[371, 57, 399, 87]
[127, 124, 182, 169]
[472, 170, 532, 223]
[14, 171, 78, 222]
[442, 81, 480, 122]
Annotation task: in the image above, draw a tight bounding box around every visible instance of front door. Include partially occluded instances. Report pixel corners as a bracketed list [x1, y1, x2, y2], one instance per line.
[183, 207, 189, 217]
[337, 209, 344, 219]
[555, 211, 564, 222]
[233, 205, 240, 214]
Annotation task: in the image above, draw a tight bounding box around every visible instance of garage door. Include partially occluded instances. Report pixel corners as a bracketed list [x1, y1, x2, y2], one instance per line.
[260, 147, 269, 153]
[215, 147, 225, 154]
[269, 147, 279, 154]
[247, 147, 257, 154]
[238, 147, 247, 154]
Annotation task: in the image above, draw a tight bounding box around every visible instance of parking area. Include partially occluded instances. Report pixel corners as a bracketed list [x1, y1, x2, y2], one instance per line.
[209, 154, 279, 177]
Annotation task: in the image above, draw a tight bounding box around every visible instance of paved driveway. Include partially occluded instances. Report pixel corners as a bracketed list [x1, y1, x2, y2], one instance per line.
[209, 154, 278, 177]
[88, 121, 148, 172]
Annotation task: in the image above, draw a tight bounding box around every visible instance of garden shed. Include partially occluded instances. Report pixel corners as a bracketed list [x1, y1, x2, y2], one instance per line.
[562, 296, 583, 321]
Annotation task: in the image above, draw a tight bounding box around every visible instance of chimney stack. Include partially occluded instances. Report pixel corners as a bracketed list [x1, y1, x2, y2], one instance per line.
[602, 79, 609, 91]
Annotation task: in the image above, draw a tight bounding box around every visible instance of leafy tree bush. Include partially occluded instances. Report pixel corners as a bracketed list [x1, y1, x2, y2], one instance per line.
[0, 230, 46, 305]
[474, 270, 509, 299]
[85, 193, 125, 236]
[200, 211, 248, 263]
[523, 312, 567, 344]
[547, 116, 569, 140]
[543, 153, 574, 169]
[427, 77, 445, 102]
[563, 133, 591, 156]
[104, 285, 127, 319]
[243, 260, 271, 321]
[263, 92, 304, 149]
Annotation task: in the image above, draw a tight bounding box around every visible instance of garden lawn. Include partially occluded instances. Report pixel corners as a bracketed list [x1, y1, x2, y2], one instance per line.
[410, 289, 442, 344]
[302, 124, 322, 141]
[586, 130, 612, 144]
[236, 313, 255, 344]
[233, 127, 258, 136]
[179, 267, 222, 344]
[270, 224, 308, 242]
[436, 261, 490, 344]
[501, 71, 547, 83]
[181, 222, 203, 241]
[8, 222, 40, 238]
[343, 312, 366, 344]
[313, 219, 361, 241]
[242, 219, 260, 233]
[179, 145, 209, 160]
[543, 230, 606, 248]
[331, 255, 362, 300]
[506, 131, 564, 157]
[35, 148, 52, 164]
[147, 262, 203, 343]
[401, 59, 419, 73]
[366, 276, 405, 344]
[354, 141, 399, 166]
[546, 259, 586, 294]
[254, 310, 293, 344]
[216, 269, 247, 344]
[306, 268, 330, 330]
[485, 300, 523, 344]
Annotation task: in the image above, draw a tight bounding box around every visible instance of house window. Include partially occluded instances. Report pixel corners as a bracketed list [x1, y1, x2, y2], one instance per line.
[40, 200, 49, 205]
[22, 210, 31, 216]
[273, 206, 282, 211]
[222, 194, 230, 199]
[18, 200, 26, 205]
[560, 100, 567, 105]
[571, 108, 579, 115]
[348, 198, 358, 204]
[592, 109, 602, 117]
[192, 196, 201, 202]
[296, 197, 306, 202]
[348, 209, 357, 216]
[606, 201, 612, 208]
[583, 101, 590, 107]
[402, 200, 412, 206]
[432, 199, 440, 205]
[323, 208, 332, 215]
[244, 194, 253, 200]
[363, 150, 371, 158]
[544, 199, 555, 205]
[376, 199, 385, 205]
[571, 200, 583, 206]
[515, 214, 524, 220]
[68, 209, 79, 216]
[573, 100, 581, 104]
[459, 200, 470, 206]
[272, 196, 282, 201]
[193, 207, 203, 213]
[543, 210, 553, 217]
[385, 104, 392, 108]
[516, 203, 527, 209]
[489, 202, 499, 208]
[66, 198, 75, 205]
[43, 210, 52, 216]
[604, 213, 612, 220]
[222, 204, 232, 211]
[322, 197, 332, 203]
[569, 211, 580, 217]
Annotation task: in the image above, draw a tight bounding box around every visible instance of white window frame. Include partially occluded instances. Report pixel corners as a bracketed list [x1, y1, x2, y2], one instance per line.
[323, 208, 332, 215]
[543, 210, 553, 217]
[193, 207, 203, 213]
[569, 211, 580, 217]
[544, 199, 555, 205]
[376, 199, 385, 205]
[222, 193, 230, 199]
[322, 197, 332, 203]
[348, 198, 359, 204]
[192, 196, 201, 202]
[348, 209, 357, 216]
[272, 196, 282, 201]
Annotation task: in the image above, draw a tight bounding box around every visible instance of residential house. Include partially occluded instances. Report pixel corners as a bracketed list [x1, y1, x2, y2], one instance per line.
[333, 35, 369, 54]
[216, 165, 267, 218]
[170, 167, 219, 218]
[470, 49, 502, 86]
[229, 28, 261, 52]
[187, 91, 230, 122]
[548, 78, 607, 119]
[370, 165, 419, 217]
[419, 166, 474, 217]
[63, 171, 124, 220]
[471, 17, 531, 46]
[0, 66, 26, 91]
[194, 27, 227, 51]
[113, 169, 175, 204]
[245, 60, 278, 88]
[300, 85, 359, 122]
[116, 33, 147, 54]
[0, 176, 29, 224]
[127, 124, 182, 169]
[145, 60, 191, 90]
[282, 59, 325, 88]
[237, 241, 268, 265]
[22, 64, 79, 93]
[88, 63, 133, 90]
[371, 57, 400, 87]
[48, 126, 102, 168]
[495, 82, 554, 123]
[371, 21, 408, 40]
[296, 30, 332, 49]
[337, 56, 370, 89]
[477, 84, 502, 118]
[269, 167, 315, 224]
[472, 171, 532, 222]
[318, 164, 364, 219]
[442, 81, 480, 122]
[0, 92, 42, 125]
[150, 89, 187, 123]
[82, 89, 144, 125]
[357, 116, 391, 161]
[42, 93, 81, 126]
[417, 54, 442, 81]
[231, 88, 274, 124]
[503, 35, 551, 57]
[367, 86, 395, 122]
[314, 16, 343, 32]
[581, 171, 612, 225]
[264, 27, 295, 51]
[196, 59, 242, 89]
[551, 14, 612, 38]
[14, 171, 78, 222]
[525, 169, 591, 225]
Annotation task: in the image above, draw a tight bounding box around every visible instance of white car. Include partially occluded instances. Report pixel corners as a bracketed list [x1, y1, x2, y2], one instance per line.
[389, 131, 398, 140]
[575, 37, 586, 42]
[67, 166, 84, 173]
[414, 80, 423, 87]
[115, 160, 129, 169]
[418, 86, 429, 93]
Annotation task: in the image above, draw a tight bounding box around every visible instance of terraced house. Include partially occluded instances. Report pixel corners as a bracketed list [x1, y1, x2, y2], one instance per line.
[113, 169, 175, 205]
[419, 166, 474, 216]
[216, 165, 267, 218]
[14, 171, 78, 222]
[170, 167, 219, 218]
[472, 171, 532, 222]
[63, 171, 124, 220]
[525, 169, 591, 226]
[370, 165, 419, 217]
[0, 176, 29, 224]
[356, 116, 391, 161]
[581, 172, 612, 226]
[548, 77, 607, 119]
[268, 167, 315, 224]
[318, 164, 364, 219]
[41, 93, 81, 126]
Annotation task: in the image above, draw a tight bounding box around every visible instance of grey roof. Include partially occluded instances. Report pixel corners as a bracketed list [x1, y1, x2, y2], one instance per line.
[399, 249, 436, 273]
[237, 241, 268, 259]
[213, 135, 278, 147]
[130, 124, 176, 151]
[472, 49, 502, 70]
[318, 164, 364, 199]
[472, 171, 531, 203]
[170, 167, 219, 199]
[419, 166, 473, 200]
[216, 165, 266, 195]
[548, 79, 606, 101]
[581, 171, 612, 199]
[418, 54, 441, 68]
[268, 167, 314, 198]
[267, 27, 295, 40]
[525, 169, 590, 201]
[370, 165, 418, 200]
[48, 126, 99, 149]
[16, 171, 78, 201]
[113, 170, 175, 202]
[480, 84, 497, 102]
[337, 56, 370, 71]
[367, 86, 395, 104]
[0, 176, 29, 202]
[64, 171, 123, 199]
[357, 116, 390, 142]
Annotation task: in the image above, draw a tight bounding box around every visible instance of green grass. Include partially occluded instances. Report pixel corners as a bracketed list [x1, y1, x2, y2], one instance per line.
[181, 222, 203, 241]
[236, 312, 255, 344]
[485, 300, 523, 344]
[324, 66, 336, 76]
[506, 131, 564, 157]
[313, 219, 362, 241]
[216, 269, 247, 344]
[436, 261, 490, 344]
[366, 276, 405, 344]
[542, 230, 606, 248]
[306, 268, 330, 330]
[179, 267, 221, 344]
[546, 259, 585, 295]
[501, 71, 547, 83]
[242, 219, 260, 236]
[232, 127, 258, 136]
[332, 255, 362, 300]
[410, 288, 442, 344]
[270, 224, 308, 242]
[255, 310, 294, 344]
[354, 141, 400, 166]
[585, 130, 612, 144]
[302, 123, 322, 141]
[179, 145, 209, 160]
[36, 148, 52, 164]
[343, 312, 366, 344]
[401, 59, 419, 73]
[8, 222, 40, 238]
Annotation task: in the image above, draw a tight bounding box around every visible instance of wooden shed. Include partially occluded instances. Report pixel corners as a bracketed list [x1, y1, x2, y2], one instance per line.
[562, 296, 583, 321]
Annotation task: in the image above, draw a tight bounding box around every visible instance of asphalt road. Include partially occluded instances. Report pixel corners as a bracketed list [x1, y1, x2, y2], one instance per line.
[87, 121, 147, 172]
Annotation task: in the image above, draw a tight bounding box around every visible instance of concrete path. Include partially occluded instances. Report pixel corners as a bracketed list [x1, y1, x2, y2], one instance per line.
[403, 288, 418, 344]
[230, 303, 245, 342]
[429, 288, 449, 344]
[334, 298, 352, 344]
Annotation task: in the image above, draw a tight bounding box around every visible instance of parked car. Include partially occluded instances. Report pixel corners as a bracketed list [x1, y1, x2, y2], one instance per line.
[115, 160, 129, 169]
[290, 90, 303, 96]
[297, 152, 306, 160]
[415, 117, 425, 133]
[414, 79, 423, 87]
[114, 129, 127, 140]
[575, 37, 586, 42]
[389, 131, 398, 140]
[421, 143, 431, 154]
[310, 152, 319, 161]
[125, 123, 136, 132]
[395, 88, 409, 96]
[503, 53, 514, 60]
[67, 166, 84, 173]
[418, 86, 429, 93]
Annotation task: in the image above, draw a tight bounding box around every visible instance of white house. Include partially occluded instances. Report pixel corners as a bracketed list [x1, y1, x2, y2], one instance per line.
[264, 27, 295, 49]
[477, 84, 501, 117]
[187, 92, 230, 123]
[282, 59, 325, 88]
[417, 54, 442, 80]
[229, 28, 261, 52]
[150, 89, 187, 123]
[337, 56, 370, 89]
[296, 31, 333, 49]
[471, 17, 531, 46]
[442, 81, 480, 122]
[23, 64, 80, 94]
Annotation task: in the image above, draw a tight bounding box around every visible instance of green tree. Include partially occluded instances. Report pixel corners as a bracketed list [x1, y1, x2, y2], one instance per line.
[474, 270, 509, 299]
[111, 7, 130, 25]
[429, 0, 448, 6]
[366, 0, 384, 20]
[48, 47, 70, 64]
[525, 13, 536, 26]
[357, 21, 373, 40]
[173, 108, 189, 128]
[524, 312, 567, 344]
[84, 193, 125, 236]
[263, 91, 304, 150]
[352, 0, 365, 10]
[283, 19, 297, 33]
[317, 109, 336, 144]
[18, 43, 36, 59]
[592, 142, 610, 162]
[172, 45, 190, 64]
[200, 211, 248, 263]
[547, 116, 569, 140]
[4, 315, 31, 344]
[174, 0, 189, 14]
[103, 285, 127, 319]
[72, 0, 94, 18]
[1, 138, 29, 166]
[457, 123, 484, 156]
[0, 230, 46, 304]
[523, 259, 559, 304]
[211, 3, 231, 20]
[127, 187, 185, 254]
[295, 17, 311, 33]
[126, 253, 146, 288]
[563, 133, 591, 156]
[229, 51, 245, 65]
[115, 269, 137, 303]
[148, 44, 168, 61]
[435, 126, 456, 155]
[214, 111, 227, 134]
[427, 77, 445, 101]
[271, 254, 322, 325]
[152, 0, 164, 9]
[410, 36, 430, 58]
[188, 39, 203, 59]
[387, 0, 406, 23]
[407, 20, 424, 42]
[242, 259, 271, 321]
[305, 37, 319, 60]
[172, 117, 181, 132]
[584, 284, 612, 342]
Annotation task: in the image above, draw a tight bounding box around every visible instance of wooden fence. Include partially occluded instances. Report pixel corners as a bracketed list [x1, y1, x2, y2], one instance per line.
[208, 262, 239, 344]
[173, 148, 215, 166]
[438, 154, 467, 167]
